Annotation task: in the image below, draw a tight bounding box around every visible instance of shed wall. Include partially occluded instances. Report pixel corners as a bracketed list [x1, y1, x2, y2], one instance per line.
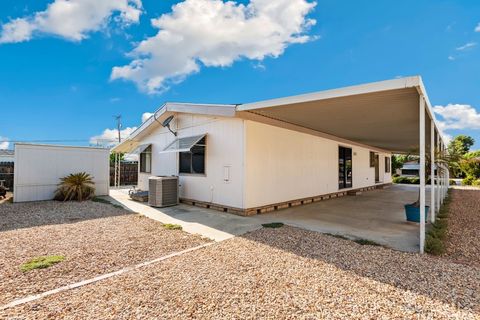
[13, 144, 110, 202]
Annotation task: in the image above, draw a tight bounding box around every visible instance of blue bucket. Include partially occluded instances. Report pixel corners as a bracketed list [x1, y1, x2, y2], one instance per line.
[404, 204, 429, 223]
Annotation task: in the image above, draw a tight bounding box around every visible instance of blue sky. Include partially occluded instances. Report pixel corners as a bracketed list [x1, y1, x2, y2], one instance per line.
[0, 0, 479, 149]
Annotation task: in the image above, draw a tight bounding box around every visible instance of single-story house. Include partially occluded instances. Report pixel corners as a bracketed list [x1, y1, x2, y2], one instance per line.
[0, 149, 14, 163]
[113, 76, 450, 253]
[399, 160, 437, 177]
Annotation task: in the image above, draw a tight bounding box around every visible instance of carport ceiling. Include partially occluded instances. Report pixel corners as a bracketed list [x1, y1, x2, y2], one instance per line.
[238, 79, 434, 153]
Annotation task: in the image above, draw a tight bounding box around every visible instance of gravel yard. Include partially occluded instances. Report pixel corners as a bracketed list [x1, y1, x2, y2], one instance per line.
[0, 200, 210, 306]
[444, 189, 480, 267]
[2, 225, 479, 319]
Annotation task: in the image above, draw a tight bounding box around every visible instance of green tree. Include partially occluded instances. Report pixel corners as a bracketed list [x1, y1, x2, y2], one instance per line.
[391, 154, 410, 172]
[447, 135, 475, 178]
[464, 150, 480, 159]
[458, 150, 480, 184]
[448, 135, 475, 156]
[110, 152, 125, 164]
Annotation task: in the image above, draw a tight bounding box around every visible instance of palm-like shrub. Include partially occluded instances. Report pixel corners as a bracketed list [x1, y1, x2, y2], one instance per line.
[54, 172, 95, 201]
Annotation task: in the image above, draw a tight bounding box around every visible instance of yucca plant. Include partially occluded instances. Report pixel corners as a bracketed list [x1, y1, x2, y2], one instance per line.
[54, 172, 95, 201]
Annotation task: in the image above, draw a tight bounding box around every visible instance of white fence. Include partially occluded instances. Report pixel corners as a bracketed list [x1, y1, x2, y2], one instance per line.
[14, 144, 110, 202]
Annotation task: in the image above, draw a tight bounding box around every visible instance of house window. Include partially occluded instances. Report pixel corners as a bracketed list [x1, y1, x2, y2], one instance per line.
[369, 151, 376, 167]
[339, 146, 353, 189]
[179, 137, 206, 174]
[140, 146, 152, 173]
[385, 157, 391, 173]
[402, 169, 419, 176]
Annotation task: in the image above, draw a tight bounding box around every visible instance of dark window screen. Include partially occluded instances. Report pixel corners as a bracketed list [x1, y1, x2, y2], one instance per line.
[140, 146, 152, 173]
[339, 146, 353, 189]
[179, 137, 205, 174]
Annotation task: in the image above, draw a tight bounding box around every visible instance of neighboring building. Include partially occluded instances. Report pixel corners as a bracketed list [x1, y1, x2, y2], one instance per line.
[400, 161, 420, 176]
[0, 149, 14, 163]
[399, 160, 437, 177]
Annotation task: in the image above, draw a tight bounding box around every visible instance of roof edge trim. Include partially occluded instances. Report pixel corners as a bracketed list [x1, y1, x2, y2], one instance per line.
[237, 76, 421, 112]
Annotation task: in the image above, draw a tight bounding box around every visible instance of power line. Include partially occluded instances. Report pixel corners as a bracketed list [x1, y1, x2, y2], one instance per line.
[0, 139, 120, 143]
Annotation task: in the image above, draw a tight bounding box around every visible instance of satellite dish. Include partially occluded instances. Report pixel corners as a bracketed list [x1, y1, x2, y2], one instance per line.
[161, 115, 177, 136]
[162, 115, 174, 127]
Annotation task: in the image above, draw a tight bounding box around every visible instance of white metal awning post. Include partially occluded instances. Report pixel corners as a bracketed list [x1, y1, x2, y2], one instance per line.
[441, 144, 445, 203]
[419, 96, 426, 254]
[436, 132, 441, 213]
[430, 122, 435, 223]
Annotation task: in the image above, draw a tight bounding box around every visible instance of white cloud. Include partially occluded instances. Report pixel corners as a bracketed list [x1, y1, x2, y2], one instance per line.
[111, 0, 317, 94]
[448, 55, 455, 61]
[89, 126, 137, 146]
[475, 23, 480, 32]
[0, 18, 35, 43]
[433, 104, 480, 131]
[0, 0, 143, 43]
[141, 112, 154, 122]
[456, 42, 477, 51]
[0, 137, 9, 150]
[442, 133, 452, 144]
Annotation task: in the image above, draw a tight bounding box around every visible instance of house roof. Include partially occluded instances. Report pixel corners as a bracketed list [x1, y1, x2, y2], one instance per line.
[113, 76, 447, 154]
[0, 149, 14, 156]
[112, 103, 236, 153]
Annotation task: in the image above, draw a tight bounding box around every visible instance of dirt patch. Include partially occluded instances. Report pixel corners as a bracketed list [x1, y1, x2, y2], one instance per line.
[444, 189, 480, 267]
[0, 200, 210, 305]
[2, 226, 478, 319]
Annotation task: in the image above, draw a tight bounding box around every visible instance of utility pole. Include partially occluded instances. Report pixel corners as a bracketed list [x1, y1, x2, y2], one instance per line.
[113, 115, 122, 188]
[115, 115, 122, 143]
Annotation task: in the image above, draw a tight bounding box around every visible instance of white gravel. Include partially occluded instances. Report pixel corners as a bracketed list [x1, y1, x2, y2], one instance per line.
[0, 200, 210, 306]
[2, 225, 478, 319]
[444, 189, 480, 267]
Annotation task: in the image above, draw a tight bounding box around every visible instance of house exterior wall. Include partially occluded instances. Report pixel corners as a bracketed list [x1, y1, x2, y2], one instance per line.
[13, 144, 109, 202]
[137, 114, 245, 209]
[244, 120, 391, 208]
[135, 114, 391, 210]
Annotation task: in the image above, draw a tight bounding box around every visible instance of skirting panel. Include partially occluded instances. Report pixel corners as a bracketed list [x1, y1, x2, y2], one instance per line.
[180, 183, 392, 217]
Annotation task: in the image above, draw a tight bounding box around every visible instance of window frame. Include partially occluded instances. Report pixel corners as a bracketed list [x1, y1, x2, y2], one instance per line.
[385, 156, 391, 173]
[401, 169, 419, 176]
[338, 146, 353, 189]
[178, 137, 206, 176]
[369, 151, 376, 168]
[139, 145, 152, 173]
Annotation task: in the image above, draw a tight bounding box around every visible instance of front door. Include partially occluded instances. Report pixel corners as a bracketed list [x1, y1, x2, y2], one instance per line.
[339, 146, 353, 189]
[375, 154, 380, 183]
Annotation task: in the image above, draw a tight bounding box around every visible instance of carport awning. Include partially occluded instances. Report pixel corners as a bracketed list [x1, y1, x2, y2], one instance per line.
[159, 134, 206, 153]
[111, 140, 140, 154]
[132, 144, 151, 154]
[237, 77, 443, 153]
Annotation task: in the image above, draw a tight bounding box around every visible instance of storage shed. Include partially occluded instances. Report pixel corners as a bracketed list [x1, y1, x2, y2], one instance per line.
[13, 144, 110, 202]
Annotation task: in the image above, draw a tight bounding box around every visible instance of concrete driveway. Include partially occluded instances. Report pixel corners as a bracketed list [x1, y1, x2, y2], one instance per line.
[109, 184, 429, 252]
[256, 184, 430, 252]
